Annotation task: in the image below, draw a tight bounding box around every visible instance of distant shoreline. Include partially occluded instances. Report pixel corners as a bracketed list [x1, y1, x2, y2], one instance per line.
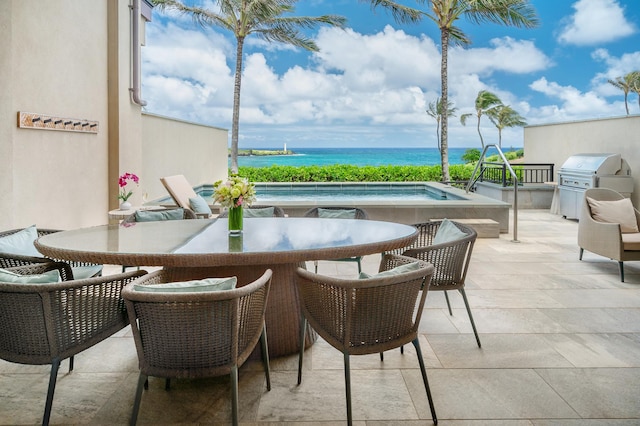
[233, 149, 295, 157]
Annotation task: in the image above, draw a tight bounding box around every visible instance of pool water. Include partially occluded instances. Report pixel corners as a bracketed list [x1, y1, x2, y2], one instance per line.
[199, 182, 465, 202]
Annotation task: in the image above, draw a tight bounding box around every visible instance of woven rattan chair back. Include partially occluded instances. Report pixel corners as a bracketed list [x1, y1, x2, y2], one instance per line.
[218, 205, 285, 218]
[122, 268, 272, 426]
[0, 264, 146, 425]
[296, 254, 437, 425]
[403, 220, 481, 347]
[303, 206, 369, 220]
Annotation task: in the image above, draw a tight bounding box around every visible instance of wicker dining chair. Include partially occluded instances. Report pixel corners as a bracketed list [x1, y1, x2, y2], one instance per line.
[403, 220, 481, 347]
[122, 268, 273, 426]
[303, 207, 369, 274]
[218, 205, 286, 218]
[0, 263, 146, 426]
[0, 227, 103, 280]
[296, 254, 437, 425]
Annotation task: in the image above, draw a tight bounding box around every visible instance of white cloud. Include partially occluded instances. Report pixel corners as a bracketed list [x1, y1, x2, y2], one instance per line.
[558, 0, 636, 45]
[529, 77, 620, 121]
[451, 37, 551, 76]
[590, 48, 640, 95]
[141, 7, 634, 148]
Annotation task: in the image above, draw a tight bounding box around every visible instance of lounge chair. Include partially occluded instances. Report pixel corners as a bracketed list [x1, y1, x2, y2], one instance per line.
[160, 174, 214, 218]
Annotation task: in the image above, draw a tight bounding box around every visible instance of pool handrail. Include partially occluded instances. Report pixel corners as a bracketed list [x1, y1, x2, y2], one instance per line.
[466, 145, 518, 242]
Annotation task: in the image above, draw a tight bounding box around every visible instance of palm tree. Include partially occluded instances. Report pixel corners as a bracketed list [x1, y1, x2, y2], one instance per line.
[486, 104, 527, 148]
[153, 0, 346, 174]
[426, 97, 457, 152]
[366, 0, 424, 23]
[628, 70, 640, 112]
[421, 0, 538, 182]
[608, 71, 639, 115]
[460, 90, 502, 149]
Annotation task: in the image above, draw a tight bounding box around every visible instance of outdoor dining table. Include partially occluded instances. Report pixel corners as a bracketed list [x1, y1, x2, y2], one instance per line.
[35, 217, 418, 357]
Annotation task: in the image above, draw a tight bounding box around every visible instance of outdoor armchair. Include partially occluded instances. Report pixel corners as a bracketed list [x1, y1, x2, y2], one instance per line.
[578, 187, 640, 282]
[403, 220, 481, 347]
[160, 174, 214, 218]
[122, 268, 273, 426]
[0, 263, 146, 425]
[296, 254, 437, 425]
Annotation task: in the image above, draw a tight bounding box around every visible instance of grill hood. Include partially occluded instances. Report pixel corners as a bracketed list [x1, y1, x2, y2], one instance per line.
[559, 153, 630, 175]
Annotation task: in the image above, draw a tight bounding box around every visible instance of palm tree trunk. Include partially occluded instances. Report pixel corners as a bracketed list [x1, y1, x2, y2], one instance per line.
[231, 37, 245, 174]
[440, 29, 450, 183]
[624, 93, 629, 115]
[498, 128, 502, 148]
[476, 115, 484, 149]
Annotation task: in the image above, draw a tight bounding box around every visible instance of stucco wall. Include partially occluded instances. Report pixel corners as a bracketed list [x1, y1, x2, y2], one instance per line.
[2, 1, 110, 230]
[141, 113, 228, 201]
[524, 115, 640, 207]
[0, 1, 229, 231]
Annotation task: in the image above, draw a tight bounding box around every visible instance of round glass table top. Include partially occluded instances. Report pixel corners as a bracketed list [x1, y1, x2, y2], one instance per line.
[35, 217, 418, 267]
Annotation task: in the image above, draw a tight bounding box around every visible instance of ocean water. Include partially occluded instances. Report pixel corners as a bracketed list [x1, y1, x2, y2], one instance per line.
[235, 147, 473, 168]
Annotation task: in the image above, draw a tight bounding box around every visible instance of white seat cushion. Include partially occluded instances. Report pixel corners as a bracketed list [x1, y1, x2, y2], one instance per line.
[622, 233, 640, 251]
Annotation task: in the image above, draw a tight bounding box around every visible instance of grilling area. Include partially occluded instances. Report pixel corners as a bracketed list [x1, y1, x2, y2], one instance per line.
[558, 153, 634, 220]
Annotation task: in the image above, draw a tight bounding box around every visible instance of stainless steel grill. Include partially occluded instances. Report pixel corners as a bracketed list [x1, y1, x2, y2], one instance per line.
[558, 153, 633, 220]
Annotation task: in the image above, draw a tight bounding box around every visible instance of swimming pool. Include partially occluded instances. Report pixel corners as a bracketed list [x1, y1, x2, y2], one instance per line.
[188, 182, 511, 232]
[198, 182, 465, 202]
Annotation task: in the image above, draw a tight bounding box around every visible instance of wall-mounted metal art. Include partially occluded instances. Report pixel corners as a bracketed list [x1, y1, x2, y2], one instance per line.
[17, 112, 99, 134]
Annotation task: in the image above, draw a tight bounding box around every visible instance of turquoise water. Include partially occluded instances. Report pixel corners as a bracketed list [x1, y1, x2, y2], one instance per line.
[235, 147, 475, 168]
[199, 182, 464, 202]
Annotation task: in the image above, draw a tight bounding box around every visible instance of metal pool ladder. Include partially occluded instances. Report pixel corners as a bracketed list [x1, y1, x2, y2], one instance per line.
[466, 144, 519, 243]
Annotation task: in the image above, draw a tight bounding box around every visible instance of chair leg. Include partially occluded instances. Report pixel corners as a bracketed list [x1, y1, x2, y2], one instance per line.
[444, 291, 453, 315]
[231, 365, 239, 426]
[356, 257, 362, 274]
[412, 338, 438, 425]
[130, 373, 147, 426]
[459, 288, 481, 348]
[43, 359, 61, 426]
[260, 325, 271, 391]
[619, 261, 625, 282]
[297, 317, 307, 385]
[579, 247, 584, 260]
[314, 260, 319, 273]
[69, 355, 74, 372]
[343, 352, 353, 426]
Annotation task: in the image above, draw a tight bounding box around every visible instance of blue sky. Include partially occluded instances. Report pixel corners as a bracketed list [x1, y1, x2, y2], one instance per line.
[141, 0, 640, 149]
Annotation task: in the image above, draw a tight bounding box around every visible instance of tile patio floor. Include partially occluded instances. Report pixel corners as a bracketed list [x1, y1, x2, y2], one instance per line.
[2, 209, 640, 425]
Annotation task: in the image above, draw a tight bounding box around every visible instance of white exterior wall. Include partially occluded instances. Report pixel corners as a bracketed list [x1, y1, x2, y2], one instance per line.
[524, 115, 640, 207]
[141, 113, 228, 201]
[2, 1, 110, 229]
[0, 1, 228, 230]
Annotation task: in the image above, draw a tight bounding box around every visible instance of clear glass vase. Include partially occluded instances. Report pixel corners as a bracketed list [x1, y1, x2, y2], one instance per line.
[228, 206, 243, 234]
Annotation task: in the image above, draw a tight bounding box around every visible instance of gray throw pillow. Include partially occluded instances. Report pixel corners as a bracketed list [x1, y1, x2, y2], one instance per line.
[244, 207, 275, 218]
[189, 195, 212, 215]
[134, 276, 237, 292]
[359, 261, 420, 279]
[433, 219, 466, 245]
[135, 209, 184, 222]
[0, 267, 61, 283]
[318, 208, 356, 219]
[0, 225, 42, 258]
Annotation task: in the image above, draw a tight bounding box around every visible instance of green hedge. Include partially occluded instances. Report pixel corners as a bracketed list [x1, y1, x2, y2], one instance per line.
[237, 163, 475, 182]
